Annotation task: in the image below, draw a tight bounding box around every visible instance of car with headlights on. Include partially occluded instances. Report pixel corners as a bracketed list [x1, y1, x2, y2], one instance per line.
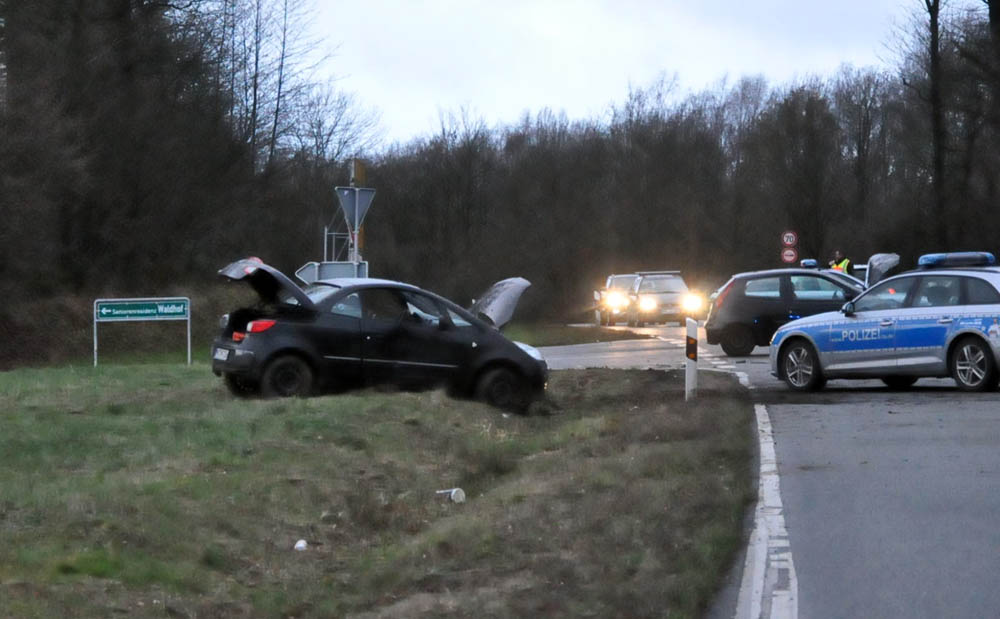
[211, 258, 547, 411]
[626, 271, 705, 327]
[770, 252, 1000, 392]
[594, 273, 638, 325]
[705, 268, 862, 356]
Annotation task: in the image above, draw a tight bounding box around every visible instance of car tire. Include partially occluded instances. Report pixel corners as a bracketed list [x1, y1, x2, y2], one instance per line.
[224, 374, 259, 398]
[949, 337, 998, 392]
[475, 367, 529, 413]
[261, 355, 314, 398]
[780, 339, 825, 391]
[720, 325, 755, 357]
[881, 376, 918, 390]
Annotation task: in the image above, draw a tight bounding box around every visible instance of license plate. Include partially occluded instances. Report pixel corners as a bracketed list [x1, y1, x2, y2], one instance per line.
[213, 347, 230, 361]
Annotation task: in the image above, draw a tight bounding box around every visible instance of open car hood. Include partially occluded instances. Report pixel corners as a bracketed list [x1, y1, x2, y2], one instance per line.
[865, 253, 899, 287]
[469, 277, 531, 328]
[218, 258, 316, 310]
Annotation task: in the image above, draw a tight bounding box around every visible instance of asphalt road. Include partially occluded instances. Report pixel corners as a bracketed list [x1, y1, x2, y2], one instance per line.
[541, 325, 1000, 619]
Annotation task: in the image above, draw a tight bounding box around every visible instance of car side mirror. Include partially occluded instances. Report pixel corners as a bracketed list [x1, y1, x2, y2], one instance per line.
[841, 301, 855, 316]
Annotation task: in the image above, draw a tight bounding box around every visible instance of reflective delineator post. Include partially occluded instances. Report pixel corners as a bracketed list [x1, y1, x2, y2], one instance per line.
[685, 317, 698, 401]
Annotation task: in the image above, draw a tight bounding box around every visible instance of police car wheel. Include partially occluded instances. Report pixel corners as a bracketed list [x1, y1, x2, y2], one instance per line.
[881, 376, 918, 390]
[720, 325, 755, 357]
[781, 340, 824, 391]
[950, 337, 998, 392]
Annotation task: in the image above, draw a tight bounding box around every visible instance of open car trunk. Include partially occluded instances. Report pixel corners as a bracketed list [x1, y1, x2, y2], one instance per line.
[218, 258, 317, 309]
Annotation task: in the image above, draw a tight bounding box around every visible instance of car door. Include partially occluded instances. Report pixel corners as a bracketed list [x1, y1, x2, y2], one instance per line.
[824, 276, 918, 375]
[788, 274, 854, 320]
[893, 275, 962, 373]
[740, 275, 789, 342]
[313, 291, 364, 385]
[358, 287, 468, 387]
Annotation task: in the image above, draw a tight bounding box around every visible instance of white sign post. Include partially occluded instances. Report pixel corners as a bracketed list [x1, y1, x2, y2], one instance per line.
[685, 317, 698, 401]
[93, 297, 191, 367]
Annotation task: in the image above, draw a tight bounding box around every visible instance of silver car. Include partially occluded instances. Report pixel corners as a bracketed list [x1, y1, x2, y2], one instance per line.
[770, 253, 1000, 392]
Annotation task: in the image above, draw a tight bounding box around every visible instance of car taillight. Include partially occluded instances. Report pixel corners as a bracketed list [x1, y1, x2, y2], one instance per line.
[246, 319, 276, 333]
[714, 281, 736, 311]
[232, 331, 246, 342]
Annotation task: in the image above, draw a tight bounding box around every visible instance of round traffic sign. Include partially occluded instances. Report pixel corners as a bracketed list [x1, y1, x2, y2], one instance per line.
[781, 230, 798, 247]
[781, 248, 799, 263]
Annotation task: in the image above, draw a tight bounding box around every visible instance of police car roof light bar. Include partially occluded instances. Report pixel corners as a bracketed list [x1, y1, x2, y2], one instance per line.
[917, 252, 997, 268]
[800, 259, 819, 268]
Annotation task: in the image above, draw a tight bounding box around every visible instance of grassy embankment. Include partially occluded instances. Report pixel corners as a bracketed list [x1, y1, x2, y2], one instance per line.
[0, 364, 752, 618]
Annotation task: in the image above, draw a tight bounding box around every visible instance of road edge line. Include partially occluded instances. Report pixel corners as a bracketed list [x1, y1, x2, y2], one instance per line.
[735, 403, 798, 619]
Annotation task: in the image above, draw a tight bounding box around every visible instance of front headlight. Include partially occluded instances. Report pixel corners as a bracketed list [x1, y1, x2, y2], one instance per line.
[680, 293, 704, 313]
[638, 296, 658, 312]
[604, 291, 627, 309]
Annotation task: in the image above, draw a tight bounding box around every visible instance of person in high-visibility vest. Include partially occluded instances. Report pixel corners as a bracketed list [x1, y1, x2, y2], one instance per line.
[829, 249, 853, 275]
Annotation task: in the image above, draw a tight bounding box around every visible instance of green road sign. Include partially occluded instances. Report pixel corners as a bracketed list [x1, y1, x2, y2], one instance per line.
[93, 297, 192, 366]
[95, 298, 189, 322]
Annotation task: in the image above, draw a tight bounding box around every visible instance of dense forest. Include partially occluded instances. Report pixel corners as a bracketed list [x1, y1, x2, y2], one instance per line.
[1, 1, 999, 335]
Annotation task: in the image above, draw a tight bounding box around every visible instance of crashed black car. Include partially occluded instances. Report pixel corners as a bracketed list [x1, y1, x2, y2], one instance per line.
[211, 258, 547, 411]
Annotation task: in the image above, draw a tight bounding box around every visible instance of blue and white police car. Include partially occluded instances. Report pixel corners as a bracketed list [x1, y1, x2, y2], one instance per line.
[770, 252, 1000, 392]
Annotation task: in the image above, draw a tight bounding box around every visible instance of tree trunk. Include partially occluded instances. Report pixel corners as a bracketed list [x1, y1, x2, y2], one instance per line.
[925, 0, 948, 248]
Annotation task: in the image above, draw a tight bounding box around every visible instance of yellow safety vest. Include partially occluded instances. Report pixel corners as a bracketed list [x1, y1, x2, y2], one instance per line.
[832, 258, 851, 272]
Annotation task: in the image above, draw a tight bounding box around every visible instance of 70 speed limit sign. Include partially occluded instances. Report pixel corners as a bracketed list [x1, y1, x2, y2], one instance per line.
[781, 230, 798, 247]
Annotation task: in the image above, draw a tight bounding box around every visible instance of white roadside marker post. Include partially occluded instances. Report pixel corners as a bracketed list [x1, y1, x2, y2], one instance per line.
[685, 317, 698, 401]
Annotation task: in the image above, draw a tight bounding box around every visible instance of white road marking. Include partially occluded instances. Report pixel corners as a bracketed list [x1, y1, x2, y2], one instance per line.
[736, 404, 798, 619]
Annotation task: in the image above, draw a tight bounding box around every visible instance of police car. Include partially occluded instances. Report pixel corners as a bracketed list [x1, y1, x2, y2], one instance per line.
[770, 252, 1000, 392]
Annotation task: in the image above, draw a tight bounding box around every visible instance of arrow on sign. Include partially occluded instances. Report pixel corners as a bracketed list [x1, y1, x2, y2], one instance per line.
[100, 307, 112, 315]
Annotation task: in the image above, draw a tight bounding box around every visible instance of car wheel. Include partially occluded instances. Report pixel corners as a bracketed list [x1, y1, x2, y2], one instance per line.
[780, 340, 825, 391]
[261, 355, 314, 398]
[720, 325, 755, 357]
[475, 367, 529, 412]
[950, 337, 998, 392]
[881, 376, 918, 390]
[224, 374, 259, 398]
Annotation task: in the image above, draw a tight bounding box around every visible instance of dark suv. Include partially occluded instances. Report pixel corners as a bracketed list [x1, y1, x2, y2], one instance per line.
[705, 268, 862, 356]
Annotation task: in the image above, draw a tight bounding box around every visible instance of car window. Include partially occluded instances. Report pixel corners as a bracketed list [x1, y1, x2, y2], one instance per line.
[911, 276, 961, 308]
[330, 292, 361, 318]
[639, 277, 687, 293]
[400, 291, 444, 326]
[743, 277, 781, 298]
[790, 275, 847, 301]
[303, 283, 342, 304]
[966, 278, 1000, 304]
[359, 288, 408, 322]
[446, 308, 473, 328]
[854, 277, 916, 312]
[608, 275, 636, 290]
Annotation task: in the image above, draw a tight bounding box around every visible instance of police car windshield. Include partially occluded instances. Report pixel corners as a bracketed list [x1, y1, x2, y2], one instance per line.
[639, 277, 687, 293]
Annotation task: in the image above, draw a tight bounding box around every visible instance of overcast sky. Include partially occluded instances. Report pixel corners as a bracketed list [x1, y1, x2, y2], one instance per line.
[308, 0, 976, 145]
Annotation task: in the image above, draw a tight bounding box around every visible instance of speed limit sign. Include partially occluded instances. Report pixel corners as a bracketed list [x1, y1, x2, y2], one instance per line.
[781, 230, 798, 247]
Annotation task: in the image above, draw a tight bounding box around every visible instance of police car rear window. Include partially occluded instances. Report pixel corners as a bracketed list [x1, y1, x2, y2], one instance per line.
[966, 278, 1000, 305]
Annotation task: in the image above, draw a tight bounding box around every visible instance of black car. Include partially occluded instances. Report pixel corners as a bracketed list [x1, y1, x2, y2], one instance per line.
[211, 258, 547, 411]
[705, 268, 863, 356]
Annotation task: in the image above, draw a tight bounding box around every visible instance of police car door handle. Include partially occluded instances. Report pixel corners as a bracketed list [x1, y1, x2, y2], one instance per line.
[938, 317, 953, 324]
[879, 319, 894, 327]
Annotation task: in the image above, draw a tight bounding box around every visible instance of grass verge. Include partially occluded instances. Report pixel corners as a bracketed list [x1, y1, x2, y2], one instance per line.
[0, 364, 752, 618]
